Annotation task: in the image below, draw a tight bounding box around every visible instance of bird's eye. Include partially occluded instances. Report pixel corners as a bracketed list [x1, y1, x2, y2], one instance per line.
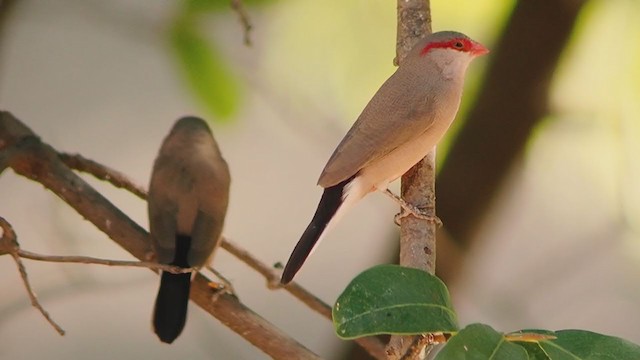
[453, 41, 464, 49]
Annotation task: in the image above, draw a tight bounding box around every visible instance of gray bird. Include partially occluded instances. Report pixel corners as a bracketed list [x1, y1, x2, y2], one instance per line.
[148, 116, 230, 343]
[281, 31, 488, 284]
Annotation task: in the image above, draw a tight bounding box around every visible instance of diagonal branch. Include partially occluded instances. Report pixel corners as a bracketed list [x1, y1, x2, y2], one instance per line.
[230, 0, 252, 46]
[0, 216, 66, 335]
[54, 137, 389, 358]
[0, 111, 320, 360]
[221, 238, 388, 359]
[59, 153, 147, 199]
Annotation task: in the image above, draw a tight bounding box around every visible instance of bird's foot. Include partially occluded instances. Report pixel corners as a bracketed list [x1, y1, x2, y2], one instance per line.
[394, 209, 442, 226]
[205, 265, 236, 298]
[384, 189, 442, 226]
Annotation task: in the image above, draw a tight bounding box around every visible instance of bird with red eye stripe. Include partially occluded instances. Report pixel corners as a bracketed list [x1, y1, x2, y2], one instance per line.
[281, 31, 488, 285]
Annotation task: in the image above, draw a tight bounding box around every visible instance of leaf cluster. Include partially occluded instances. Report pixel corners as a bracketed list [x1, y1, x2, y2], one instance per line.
[334, 265, 640, 359]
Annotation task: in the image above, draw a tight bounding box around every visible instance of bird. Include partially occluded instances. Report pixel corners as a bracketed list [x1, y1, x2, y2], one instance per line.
[148, 116, 230, 343]
[281, 31, 488, 284]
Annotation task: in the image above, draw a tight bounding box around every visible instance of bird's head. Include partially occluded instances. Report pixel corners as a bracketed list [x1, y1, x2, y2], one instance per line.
[406, 31, 489, 79]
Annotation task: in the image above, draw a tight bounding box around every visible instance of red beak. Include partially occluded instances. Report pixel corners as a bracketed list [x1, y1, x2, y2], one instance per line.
[470, 41, 489, 57]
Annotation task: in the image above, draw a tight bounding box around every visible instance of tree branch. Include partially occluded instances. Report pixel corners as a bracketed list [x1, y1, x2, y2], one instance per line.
[387, 1, 434, 359]
[220, 239, 388, 359]
[0, 111, 320, 360]
[49, 130, 387, 358]
[15, 249, 194, 274]
[230, 0, 252, 46]
[0, 216, 66, 335]
[59, 153, 147, 199]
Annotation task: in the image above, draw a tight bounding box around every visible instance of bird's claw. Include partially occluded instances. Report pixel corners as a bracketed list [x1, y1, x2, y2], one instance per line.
[207, 280, 226, 291]
[385, 189, 442, 227]
[205, 265, 236, 298]
[394, 208, 442, 227]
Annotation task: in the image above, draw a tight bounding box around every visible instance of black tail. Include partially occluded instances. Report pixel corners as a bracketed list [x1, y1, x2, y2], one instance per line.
[153, 271, 191, 343]
[281, 177, 353, 284]
[153, 234, 192, 344]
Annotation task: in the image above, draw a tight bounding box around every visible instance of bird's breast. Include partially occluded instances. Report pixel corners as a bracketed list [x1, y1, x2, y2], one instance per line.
[358, 111, 456, 192]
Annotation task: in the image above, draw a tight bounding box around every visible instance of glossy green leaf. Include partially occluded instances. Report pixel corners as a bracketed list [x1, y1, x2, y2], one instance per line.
[511, 329, 640, 360]
[435, 324, 528, 360]
[516, 342, 552, 360]
[332, 264, 458, 339]
[170, 16, 240, 121]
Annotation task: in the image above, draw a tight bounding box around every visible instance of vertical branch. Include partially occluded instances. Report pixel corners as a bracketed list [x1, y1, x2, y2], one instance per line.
[395, 1, 432, 65]
[387, 1, 433, 359]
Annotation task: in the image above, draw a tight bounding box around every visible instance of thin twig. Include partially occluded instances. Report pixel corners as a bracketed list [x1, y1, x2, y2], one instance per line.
[0, 216, 65, 335]
[222, 238, 332, 316]
[205, 264, 237, 296]
[230, 0, 252, 46]
[221, 238, 282, 289]
[9, 252, 66, 335]
[59, 153, 146, 199]
[221, 238, 332, 315]
[0, 216, 18, 255]
[221, 238, 388, 359]
[16, 249, 193, 274]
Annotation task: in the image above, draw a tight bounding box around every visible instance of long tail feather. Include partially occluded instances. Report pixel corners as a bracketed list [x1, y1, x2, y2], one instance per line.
[153, 271, 191, 343]
[153, 234, 192, 343]
[281, 176, 357, 284]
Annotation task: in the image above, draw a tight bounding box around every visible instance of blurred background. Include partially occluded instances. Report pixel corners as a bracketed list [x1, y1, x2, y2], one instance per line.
[1, 0, 639, 359]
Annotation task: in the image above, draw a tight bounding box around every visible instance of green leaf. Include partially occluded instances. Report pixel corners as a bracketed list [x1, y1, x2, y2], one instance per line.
[435, 324, 528, 360]
[512, 329, 640, 360]
[516, 342, 552, 360]
[332, 264, 458, 339]
[170, 16, 240, 122]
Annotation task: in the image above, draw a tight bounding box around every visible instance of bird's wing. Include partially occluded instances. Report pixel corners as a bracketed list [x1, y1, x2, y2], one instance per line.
[148, 192, 178, 265]
[188, 165, 230, 267]
[318, 71, 438, 188]
[188, 210, 224, 267]
[148, 155, 189, 264]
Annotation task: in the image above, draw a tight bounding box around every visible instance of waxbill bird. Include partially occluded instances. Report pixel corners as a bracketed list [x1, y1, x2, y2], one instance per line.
[281, 31, 488, 284]
[148, 116, 230, 343]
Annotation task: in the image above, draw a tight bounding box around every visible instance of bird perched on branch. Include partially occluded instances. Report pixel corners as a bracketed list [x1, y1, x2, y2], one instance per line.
[281, 31, 488, 284]
[148, 116, 230, 343]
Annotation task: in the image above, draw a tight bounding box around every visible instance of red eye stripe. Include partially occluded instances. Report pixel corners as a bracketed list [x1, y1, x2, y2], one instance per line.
[420, 38, 474, 56]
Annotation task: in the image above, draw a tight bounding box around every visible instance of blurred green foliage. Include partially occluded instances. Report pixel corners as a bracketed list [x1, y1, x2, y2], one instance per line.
[169, 0, 275, 123]
[170, 14, 240, 122]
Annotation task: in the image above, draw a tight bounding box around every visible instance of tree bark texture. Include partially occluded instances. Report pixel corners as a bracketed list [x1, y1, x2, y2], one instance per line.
[387, 1, 434, 359]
